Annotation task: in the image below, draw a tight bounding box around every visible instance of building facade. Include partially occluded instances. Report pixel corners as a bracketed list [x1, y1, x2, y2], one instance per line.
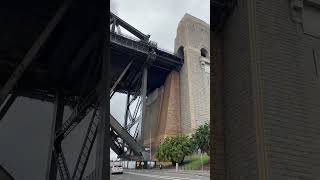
[212, 0, 320, 179]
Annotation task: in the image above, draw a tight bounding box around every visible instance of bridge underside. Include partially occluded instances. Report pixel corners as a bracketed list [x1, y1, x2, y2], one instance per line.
[0, 0, 106, 106]
[111, 44, 181, 95]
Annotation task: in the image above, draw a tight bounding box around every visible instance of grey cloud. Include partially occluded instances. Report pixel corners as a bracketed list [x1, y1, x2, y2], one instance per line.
[114, 0, 210, 51]
[110, 0, 119, 15]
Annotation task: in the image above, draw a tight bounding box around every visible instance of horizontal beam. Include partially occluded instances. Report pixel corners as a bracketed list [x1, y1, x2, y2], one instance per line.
[110, 60, 133, 94]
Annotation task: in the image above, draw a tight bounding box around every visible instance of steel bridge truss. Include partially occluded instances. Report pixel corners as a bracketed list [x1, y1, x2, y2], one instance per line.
[48, 57, 152, 180]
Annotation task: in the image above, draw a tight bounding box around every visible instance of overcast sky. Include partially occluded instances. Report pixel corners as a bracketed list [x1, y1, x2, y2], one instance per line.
[111, 0, 210, 52]
[110, 0, 210, 160]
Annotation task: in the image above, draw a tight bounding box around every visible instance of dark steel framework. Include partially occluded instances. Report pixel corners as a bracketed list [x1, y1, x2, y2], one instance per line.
[108, 12, 183, 162]
[0, 1, 182, 179]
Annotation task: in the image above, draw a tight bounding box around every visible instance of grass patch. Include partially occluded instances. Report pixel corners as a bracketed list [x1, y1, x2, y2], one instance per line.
[181, 153, 209, 170]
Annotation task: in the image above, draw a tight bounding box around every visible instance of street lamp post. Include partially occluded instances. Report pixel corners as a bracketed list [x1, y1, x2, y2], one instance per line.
[198, 149, 203, 174]
[149, 126, 152, 161]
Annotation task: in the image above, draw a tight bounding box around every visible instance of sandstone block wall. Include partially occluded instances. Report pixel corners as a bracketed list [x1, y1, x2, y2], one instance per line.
[220, 0, 320, 179]
[143, 71, 181, 157]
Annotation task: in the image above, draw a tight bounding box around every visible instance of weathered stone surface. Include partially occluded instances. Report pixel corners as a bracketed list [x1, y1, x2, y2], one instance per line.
[175, 13, 210, 135]
[219, 0, 320, 179]
[143, 71, 181, 157]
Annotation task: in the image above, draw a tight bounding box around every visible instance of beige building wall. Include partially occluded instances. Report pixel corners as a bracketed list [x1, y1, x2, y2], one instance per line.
[175, 14, 210, 135]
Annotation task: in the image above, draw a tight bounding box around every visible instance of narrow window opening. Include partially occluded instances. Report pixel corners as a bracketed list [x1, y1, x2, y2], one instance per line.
[177, 46, 184, 58]
[200, 48, 208, 57]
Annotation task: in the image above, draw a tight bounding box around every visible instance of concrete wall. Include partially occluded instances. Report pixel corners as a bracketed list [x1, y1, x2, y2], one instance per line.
[221, 0, 320, 179]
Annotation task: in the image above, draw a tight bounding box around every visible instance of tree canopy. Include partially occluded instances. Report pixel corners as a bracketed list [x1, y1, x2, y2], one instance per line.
[155, 135, 193, 165]
[191, 122, 210, 155]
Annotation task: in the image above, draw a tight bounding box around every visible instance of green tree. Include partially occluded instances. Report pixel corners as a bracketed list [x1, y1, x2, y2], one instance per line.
[155, 135, 193, 165]
[191, 123, 210, 155]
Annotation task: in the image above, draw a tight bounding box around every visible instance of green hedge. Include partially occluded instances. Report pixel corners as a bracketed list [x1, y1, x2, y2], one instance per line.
[180, 153, 209, 170]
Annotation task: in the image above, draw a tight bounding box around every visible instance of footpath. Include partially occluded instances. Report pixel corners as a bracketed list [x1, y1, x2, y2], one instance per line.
[125, 168, 210, 177]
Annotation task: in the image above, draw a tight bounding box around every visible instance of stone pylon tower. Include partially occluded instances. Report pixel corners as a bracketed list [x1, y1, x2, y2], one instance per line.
[142, 14, 210, 158]
[175, 13, 210, 135]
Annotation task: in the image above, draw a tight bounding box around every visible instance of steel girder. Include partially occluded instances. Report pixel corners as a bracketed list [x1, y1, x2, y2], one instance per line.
[0, 94, 17, 121]
[110, 60, 133, 95]
[110, 12, 150, 41]
[110, 32, 153, 54]
[54, 90, 96, 143]
[54, 146, 71, 180]
[72, 109, 98, 180]
[126, 96, 141, 131]
[110, 114, 145, 156]
[46, 91, 65, 180]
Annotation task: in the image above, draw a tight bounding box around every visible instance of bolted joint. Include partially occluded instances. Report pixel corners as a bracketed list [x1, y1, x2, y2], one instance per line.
[144, 35, 151, 41]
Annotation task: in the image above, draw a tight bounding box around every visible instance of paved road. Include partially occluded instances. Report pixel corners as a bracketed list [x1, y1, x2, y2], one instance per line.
[110, 169, 210, 180]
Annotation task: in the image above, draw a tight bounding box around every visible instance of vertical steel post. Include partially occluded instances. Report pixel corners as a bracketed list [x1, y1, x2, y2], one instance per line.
[111, 18, 116, 33]
[95, 35, 109, 180]
[122, 92, 130, 152]
[46, 91, 64, 180]
[139, 67, 148, 146]
[124, 92, 130, 129]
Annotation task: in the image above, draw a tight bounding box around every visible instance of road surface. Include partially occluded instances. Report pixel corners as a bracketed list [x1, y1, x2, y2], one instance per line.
[110, 169, 210, 180]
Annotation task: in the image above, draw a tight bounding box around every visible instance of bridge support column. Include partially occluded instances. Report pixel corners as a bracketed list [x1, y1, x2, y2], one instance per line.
[124, 92, 130, 129]
[95, 38, 109, 180]
[122, 92, 130, 151]
[139, 67, 148, 146]
[46, 91, 64, 180]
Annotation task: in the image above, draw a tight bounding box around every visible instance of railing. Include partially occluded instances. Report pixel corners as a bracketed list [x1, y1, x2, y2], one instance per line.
[110, 32, 149, 53]
[111, 32, 181, 58]
[111, 31, 142, 43]
[157, 46, 175, 56]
